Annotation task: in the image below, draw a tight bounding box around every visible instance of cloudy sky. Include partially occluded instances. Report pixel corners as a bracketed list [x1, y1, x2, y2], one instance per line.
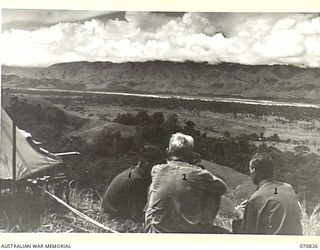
[2, 10, 320, 67]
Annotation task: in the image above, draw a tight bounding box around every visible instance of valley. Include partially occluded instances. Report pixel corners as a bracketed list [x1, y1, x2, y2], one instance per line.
[3, 60, 320, 103]
[2, 65, 320, 234]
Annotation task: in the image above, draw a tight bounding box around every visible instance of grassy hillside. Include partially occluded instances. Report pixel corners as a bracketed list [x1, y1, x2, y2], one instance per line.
[3, 61, 320, 102]
[1, 93, 320, 234]
[69, 119, 136, 145]
[200, 160, 256, 218]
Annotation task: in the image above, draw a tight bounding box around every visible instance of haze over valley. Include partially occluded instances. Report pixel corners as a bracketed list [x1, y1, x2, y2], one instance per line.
[3, 61, 320, 103]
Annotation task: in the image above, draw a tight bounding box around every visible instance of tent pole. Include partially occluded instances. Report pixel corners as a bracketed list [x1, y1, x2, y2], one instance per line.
[12, 119, 17, 194]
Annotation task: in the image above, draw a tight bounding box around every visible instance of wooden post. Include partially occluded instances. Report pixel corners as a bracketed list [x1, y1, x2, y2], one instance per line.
[10, 119, 17, 229]
[12, 119, 17, 194]
[0, 181, 2, 204]
[65, 180, 70, 204]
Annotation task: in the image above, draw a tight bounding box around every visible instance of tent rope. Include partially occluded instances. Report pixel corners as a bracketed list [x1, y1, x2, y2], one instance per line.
[40, 188, 119, 233]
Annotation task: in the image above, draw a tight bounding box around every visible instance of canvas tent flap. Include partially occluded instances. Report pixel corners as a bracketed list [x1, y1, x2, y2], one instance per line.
[1, 107, 62, 180]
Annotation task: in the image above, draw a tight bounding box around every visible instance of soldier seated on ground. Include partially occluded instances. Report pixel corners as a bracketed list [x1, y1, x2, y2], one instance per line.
[145, 132, 228, 233]
[102, 144, 164, 222]
[233, 153, 303, 235]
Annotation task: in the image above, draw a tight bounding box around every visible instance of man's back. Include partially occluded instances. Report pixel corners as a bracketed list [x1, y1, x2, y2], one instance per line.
[241, 181, 302, 235]
[145, 160, 227, 233]
[102, 166, 149, 221]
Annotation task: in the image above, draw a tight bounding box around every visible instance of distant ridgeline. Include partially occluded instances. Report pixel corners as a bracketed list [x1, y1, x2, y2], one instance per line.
[2, 60, 320, 102]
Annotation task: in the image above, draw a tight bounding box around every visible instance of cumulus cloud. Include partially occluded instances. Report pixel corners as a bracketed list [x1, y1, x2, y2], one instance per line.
[1, 12, 320, 67]
[2, 9, 119, 30]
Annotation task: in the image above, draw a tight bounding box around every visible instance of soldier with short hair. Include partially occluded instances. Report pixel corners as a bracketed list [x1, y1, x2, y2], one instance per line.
[102, 144, 164, 222]
[239, 153, 303, 235]
[145, 133, 227, 233]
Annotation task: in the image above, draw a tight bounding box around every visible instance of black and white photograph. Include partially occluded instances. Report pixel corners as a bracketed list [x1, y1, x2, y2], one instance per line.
[1, 8, 320, 238]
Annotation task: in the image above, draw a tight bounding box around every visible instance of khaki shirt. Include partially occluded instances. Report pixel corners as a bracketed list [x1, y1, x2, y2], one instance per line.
[145, 160, 227, 233]
[241, 180, 303, 235]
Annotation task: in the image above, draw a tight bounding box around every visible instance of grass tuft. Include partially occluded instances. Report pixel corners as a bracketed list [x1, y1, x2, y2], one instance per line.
[1, 187, 320, 235]
[34, 188, 144, 233]
[300, 201, 320, 236]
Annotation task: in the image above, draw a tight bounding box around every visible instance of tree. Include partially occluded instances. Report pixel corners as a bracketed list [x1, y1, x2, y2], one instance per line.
[269, 133, 280, 142]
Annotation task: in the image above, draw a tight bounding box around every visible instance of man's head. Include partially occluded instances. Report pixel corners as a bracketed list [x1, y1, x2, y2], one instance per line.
[167, 133, 194, 162]
[249, 153, 274, 185]
[139, 144, 164, 171]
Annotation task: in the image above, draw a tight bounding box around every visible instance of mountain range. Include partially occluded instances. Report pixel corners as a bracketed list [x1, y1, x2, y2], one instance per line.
[2, 61, 320, 102]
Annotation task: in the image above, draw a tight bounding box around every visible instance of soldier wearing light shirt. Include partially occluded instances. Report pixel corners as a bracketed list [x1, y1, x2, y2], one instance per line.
[145, 133, 227, 233]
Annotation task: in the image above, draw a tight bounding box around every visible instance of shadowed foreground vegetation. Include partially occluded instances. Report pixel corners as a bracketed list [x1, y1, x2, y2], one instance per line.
[1, 94, 320, 234]
[0, 188, 143, 233]
[1, 187, 319, 235]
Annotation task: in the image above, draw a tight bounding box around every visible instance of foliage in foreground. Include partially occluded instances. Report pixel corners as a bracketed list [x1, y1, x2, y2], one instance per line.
[36, 189, 320, 235]
[35, 188, 144, 233]
[300, 201, 320, 236]
[2, 188, 319, 235]
[0, 188, 143, 233]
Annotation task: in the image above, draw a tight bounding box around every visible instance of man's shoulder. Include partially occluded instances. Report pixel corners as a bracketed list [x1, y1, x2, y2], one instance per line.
[152, 163, 169, 170]
[170, 161, 208, 173]
[119, 165, 137, 174]
[249, 181, 295, 202]
[151, 163, 167, 175]
[261, 181, 293, 191]
[151, 161, 205, 173]
[280, 182, 294, 189]
[112, 165, 141, 180]
[153, 160, 193, 168]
